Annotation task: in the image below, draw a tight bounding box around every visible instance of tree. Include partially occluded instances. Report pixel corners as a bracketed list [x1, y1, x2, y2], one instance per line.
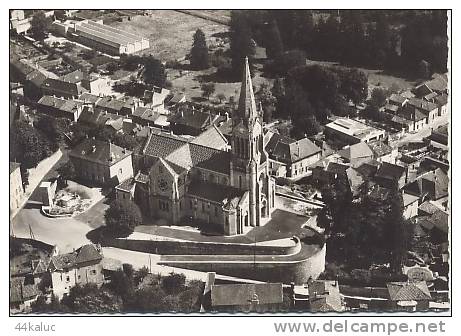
[30, 11, 50, 40]
[62, 284, 122, 313]
[370, 88, 388, 108]
[20, 165, 29, 190]
[216, 93, 226, 104]
[229, 11, 256, 76]
[10, 121, 53, 170]
[291, 114, 321, 138]
[35, 115, 70, 150]
[162, 272, 186, 295]
[31, 295, 69, 313]
[272, 49, 306, 75]
[104, 199, 142, 237]
[418, 60, 431, 79]
[255, 84, 276, 122]
[265, 20, 284, 59]
[143, 56, 166, 87]
[57, 160, 76, 186]
[201, 82, 215, 99]
[340, 68, 368, 105]
[190, 29, 210, 70]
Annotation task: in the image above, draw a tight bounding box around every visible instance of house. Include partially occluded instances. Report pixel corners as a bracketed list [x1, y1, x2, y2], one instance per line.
[368, 141, 397, 164]
[165, 92, 186, 108]
[10, 277, 40, 312]
[10, 162, 23, 214]
[36, 95, 83, 122]
[143, 86, 170, 107]
[427, 125, 448, 146]
[434, 94, 448, 117]
[69, 138, 134, 186]
[132, 106, 162, 127]
[168, 107, 220, 136]
[41, 78, 85, 99]
[402, 192, 419, 219]
[395, 107, 427, 132]
[403, 168, 448, 203]
[374, 162, 407, 189]
[95, 96, 134, 116]
[324, 118, 386, 145]
[207, 279, 284, 312]
[78, 106, 125, 131]
[386, 281, 431, 311]
[417, 209, 449, 244]
[265, 133, 322, 179]
[338, 142, 374, 168]
[308, 280, 343, 312]
[405, 98, 438, 124]
[48, 244, 105, 299]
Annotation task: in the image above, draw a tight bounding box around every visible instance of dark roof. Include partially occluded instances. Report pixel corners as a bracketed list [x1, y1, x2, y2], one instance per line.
[368, 184, 391, 202]
[49, 244, 103, 271]
[78, 107, 122, 126]
[404, 168, 448, 200]
[265, 133, 321, 164]
[143, 130, 189, 158]
[355, 160, 379, 178]
[326, 162, 349, 175]
[169, 109, 215, 130]
[10, 162, 21, 174]
[115, 177, 135, 192]
[375, 162, 406, 181]
[211, 283, 283, 307]
[434, 94, 448, 106]
[423, 210, 448, 233]
[79, 92, 100, 104]
[95, 96, 125, 112]
[407, 98, 438, 113]
[42, 78, 80, 96]
[70, 138, 132, 166]
[387, 281, 431, 301]
[188, 181, 243, 204]
[308, 280, 343, 312]
[389, 93, 407, 105]
[418, 201, 441, 216]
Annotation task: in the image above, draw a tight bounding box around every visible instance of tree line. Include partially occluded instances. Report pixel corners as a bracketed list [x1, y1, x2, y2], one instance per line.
[232, 10, 447, 78]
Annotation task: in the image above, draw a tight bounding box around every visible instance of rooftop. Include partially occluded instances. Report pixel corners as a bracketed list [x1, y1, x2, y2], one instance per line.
[211, 282, 283, 308]
[49, 244, 103, 271]
[387, 281, 432, 301]
[326, 118, 384, 139]
[338, 142, 373, 161]
[70, 138, 132, 166]
[308, 280, 343, 312]
[265, 133, 321, 164]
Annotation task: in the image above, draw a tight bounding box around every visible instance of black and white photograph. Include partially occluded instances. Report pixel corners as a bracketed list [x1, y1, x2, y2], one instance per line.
[7, 6, 452, 329]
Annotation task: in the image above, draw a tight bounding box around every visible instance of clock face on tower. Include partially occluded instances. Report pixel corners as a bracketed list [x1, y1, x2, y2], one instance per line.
[157, 178, 169, 192]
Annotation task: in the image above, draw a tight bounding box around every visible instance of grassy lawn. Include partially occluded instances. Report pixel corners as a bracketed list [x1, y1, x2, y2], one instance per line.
[109, 10, 229, 61]
[305, 59, 420, 97]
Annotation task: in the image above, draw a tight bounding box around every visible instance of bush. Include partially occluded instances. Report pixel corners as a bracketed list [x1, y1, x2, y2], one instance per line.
[104, 199, 142, 238]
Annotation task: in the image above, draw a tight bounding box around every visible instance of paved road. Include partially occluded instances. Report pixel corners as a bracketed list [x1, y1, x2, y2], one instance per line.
[390, 115, 448, 148]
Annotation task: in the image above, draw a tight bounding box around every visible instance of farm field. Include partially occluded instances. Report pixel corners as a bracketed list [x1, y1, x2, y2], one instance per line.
[109, 10, 229, 61]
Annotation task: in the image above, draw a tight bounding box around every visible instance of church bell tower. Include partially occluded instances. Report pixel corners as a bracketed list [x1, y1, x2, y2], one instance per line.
[230, 57, 267, 227]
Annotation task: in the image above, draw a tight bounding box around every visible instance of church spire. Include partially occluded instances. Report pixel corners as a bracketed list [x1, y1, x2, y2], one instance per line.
[237, 57, 257, 121]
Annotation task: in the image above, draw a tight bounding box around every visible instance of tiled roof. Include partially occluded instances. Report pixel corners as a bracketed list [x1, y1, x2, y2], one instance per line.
[424, 74, 448, 93]
[79, 107, 122, 126]
[338, 142, 373, 161]
[188, 180, 243, 204]
[190, 144, 230, 175]
[418, 201, 441, 215]
[191, 125, 228, 149]
[308, 280, 343, 312]
[42, 78, 80, 96]
[60, 70, 89, 84]
[50, 244, 103, 271]
[169, 108, 215, 130]
[211, 283, 283, 307]
[70, 138, 132, 166]
[403, 192, 419, 207]
[368, 184, 391, 202]
[265, 133, 321, 164]
[79, 92, 100, 104]
[387, 281, 431, 301]
[375, 162, 406, 180]
[143, 130, 189, 158]
[355, 160, 379, 178]
[368, 141, 393, 157]
[115, 177, 136, 192]
[389, 94, 407, 105]
[408, 98, 438, 113]
[96, 96, 125, 112]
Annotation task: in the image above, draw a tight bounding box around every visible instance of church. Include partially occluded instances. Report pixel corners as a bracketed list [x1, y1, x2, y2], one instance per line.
[117, 58, 275, 235]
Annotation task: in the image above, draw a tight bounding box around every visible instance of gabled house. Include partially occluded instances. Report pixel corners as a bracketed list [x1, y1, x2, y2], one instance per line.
[386, 281, 431, 311]
[265, 133, 322, 179]
[41, 78, 85, 99]
[338, 142, 374, 168]
[403, 168, 448, 203]
[403, 192, 419, 219]
[69, 138, 134, 186]
[374, 162, 407, 189]
[37, 95, 83, 122]
[417, 209, 449, 243]
[48, 244, 105, 299]
[168, 107, 220, 136]
[308, 280, 344, 312]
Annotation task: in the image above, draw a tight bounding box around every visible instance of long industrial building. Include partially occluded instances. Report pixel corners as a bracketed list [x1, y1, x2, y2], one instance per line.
[54, 19, 149, 55]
